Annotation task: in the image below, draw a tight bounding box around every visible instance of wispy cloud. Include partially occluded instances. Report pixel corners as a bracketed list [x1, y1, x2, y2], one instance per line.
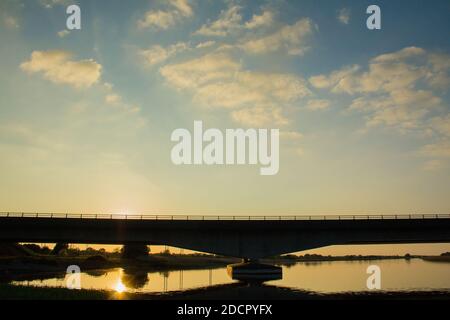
[245, 10, 274, 29]
[160, 52, 311, 126]
[309, 46, 450, 168]
[140, 42, 190, 66]
[20, 50, 102, 88]
[138, 0, 193, 30]
[241, 18, 314, 56]
[170, 0, 193, 17]
[194, 6, 275, 36]
[194, 5, 242, 36]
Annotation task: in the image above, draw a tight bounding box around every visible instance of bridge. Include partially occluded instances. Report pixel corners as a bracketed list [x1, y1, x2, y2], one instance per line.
[1, 213, 450, 260]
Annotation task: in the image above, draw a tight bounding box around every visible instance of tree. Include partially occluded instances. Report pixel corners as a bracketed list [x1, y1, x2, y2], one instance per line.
[51, 243, 69, 255]
[121, 244, 150, 259]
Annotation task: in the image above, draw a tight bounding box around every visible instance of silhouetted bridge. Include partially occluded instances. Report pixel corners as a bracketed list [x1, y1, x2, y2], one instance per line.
[1, 213, 450, 260]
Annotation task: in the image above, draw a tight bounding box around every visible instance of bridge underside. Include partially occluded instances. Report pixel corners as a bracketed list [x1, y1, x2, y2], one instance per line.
[1, 217, 450, 259]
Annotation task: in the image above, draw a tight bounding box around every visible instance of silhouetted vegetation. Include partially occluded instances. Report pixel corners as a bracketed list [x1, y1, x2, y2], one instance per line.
[82, 255, 108, 269]
[22, 244, 51, 255]
[0, 243, 34, 257]
[422, 252, 450, 263]
[160, 248, 172, 256]
[121, 244, 150, 259]
[51, 243, 68, 255]
[268, 253, 410, 262]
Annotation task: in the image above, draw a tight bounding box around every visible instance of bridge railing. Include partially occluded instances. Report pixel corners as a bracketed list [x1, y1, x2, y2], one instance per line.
[0, 212, 449, 221]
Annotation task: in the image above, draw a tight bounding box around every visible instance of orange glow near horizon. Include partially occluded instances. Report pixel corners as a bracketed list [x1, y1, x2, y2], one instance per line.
[114, 280, 126, 293]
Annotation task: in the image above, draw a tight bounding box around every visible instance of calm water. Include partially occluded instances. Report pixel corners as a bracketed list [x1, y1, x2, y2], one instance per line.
[11, 259, 450, 294]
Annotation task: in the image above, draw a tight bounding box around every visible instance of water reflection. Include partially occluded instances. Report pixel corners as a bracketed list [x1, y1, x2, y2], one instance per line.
[121, 267, 149, 289]
[9, 259, 450, 294]
[85, 269, 108, 278]
[114, 280, 126, 293]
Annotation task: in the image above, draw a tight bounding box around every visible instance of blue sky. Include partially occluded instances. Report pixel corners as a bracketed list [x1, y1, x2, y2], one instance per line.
[1, 0, 450, 217]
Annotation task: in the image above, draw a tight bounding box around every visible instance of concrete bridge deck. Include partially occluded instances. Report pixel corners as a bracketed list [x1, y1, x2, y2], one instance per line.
[1, 213, 449, 259]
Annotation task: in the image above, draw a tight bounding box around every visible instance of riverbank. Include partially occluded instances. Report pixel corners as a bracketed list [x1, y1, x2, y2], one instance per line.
[421, 255, 450, 263]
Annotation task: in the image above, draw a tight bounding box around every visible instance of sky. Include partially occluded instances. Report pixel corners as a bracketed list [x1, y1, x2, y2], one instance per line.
[1, 1, 450, 220]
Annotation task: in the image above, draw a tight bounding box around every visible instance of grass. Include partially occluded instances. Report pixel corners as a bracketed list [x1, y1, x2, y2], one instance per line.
[0, 283, 113, 300]
[2, 283, 450, 300]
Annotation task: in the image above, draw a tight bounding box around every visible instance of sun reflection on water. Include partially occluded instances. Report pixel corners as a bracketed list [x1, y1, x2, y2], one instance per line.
[114, 280, 126, 293]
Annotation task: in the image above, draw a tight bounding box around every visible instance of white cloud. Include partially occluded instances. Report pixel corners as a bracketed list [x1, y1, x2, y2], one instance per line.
[362, 89, 440, 130]
[310, 47, 446, 131]
[194, 5, 242, 37]
[337, 8, 351, 25]
[372, 47, 426, 63]
[138, 10, 177, 30]
[170, 0, 193, 17]
[241, 18, 314, 56]
[140, 42, 189, 66]
[429, 53, 450, 70]
[160, 53, 311, 126]
[348, 87, 441, 131]
[245, 10, 274, 29]
[20, 50, 102, 88]
[308, 46, 450, 168]
[138, 0, 193, 30]
[231, 107, 288, 127]
[160, 53, 240, 89]
[427, 53, 450, 90]
[20, 52, 141, 126]
[309, 47, 434, 95]
[309, 65, 359, 90]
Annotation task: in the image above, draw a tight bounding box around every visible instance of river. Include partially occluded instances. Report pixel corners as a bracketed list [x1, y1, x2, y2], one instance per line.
[9, 258, 450, 295]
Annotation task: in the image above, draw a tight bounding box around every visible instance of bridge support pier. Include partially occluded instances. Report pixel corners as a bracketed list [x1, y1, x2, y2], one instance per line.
[226, 260, 282, 283]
